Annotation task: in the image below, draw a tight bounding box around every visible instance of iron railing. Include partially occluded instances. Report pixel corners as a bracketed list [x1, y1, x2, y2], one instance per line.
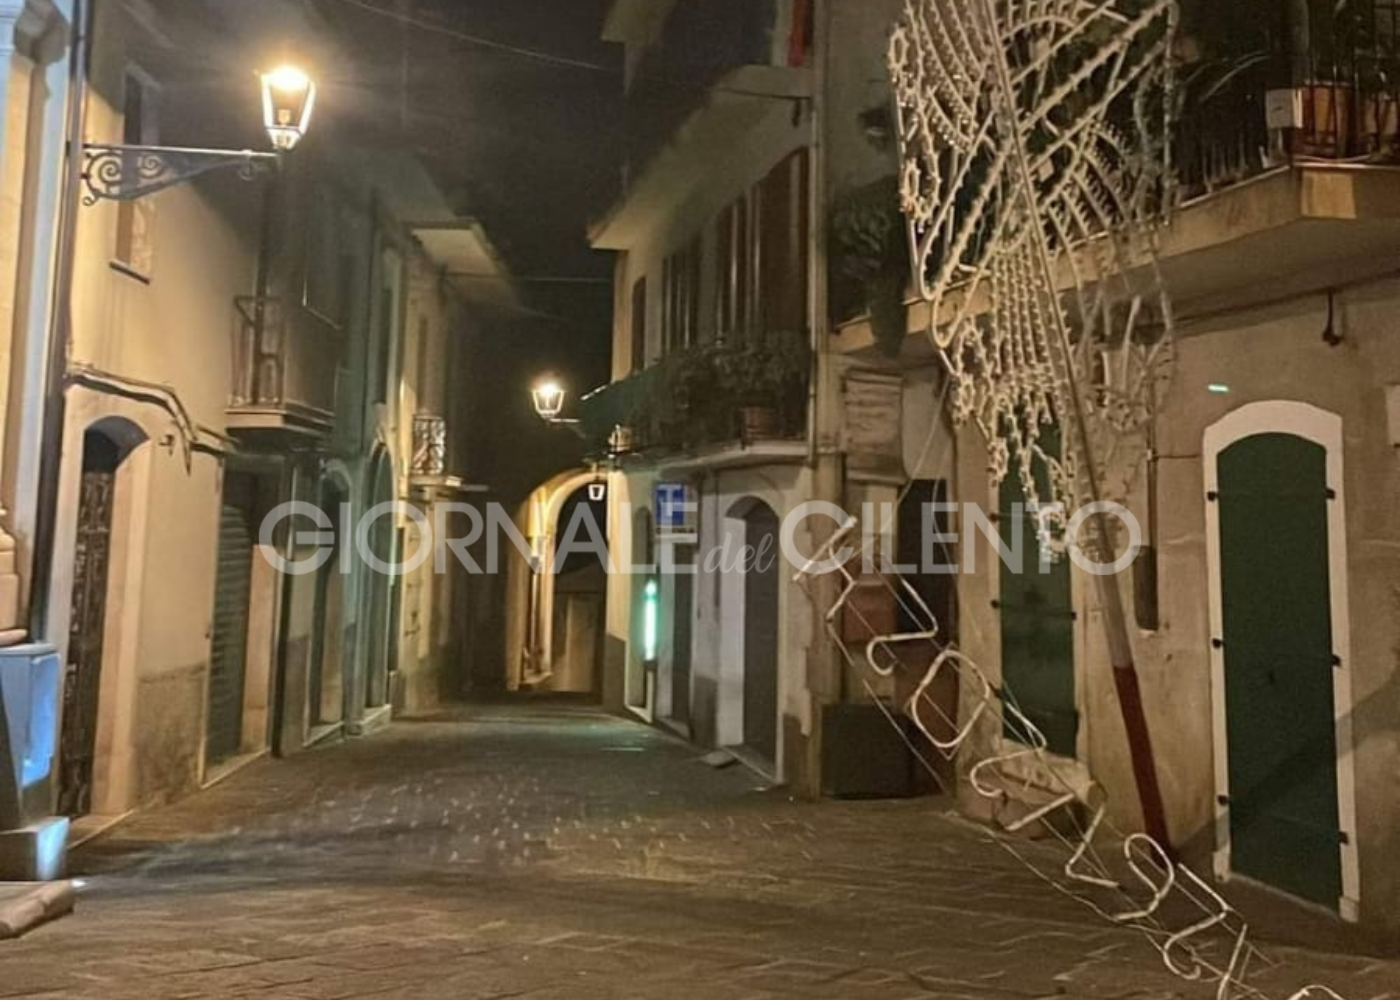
[579, 333, 810, 456]
[1179, 0, 1400, 195]
[231, 296, 340, 424]
[412, 413, 448, 478]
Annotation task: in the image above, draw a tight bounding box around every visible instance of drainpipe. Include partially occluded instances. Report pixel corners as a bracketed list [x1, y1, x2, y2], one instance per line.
[346, 193, 380, 723]
[1288, 0, 1312, 86]
[28, 0, 90, 641]
[270, 460, 298, 755]
[801, 0, 842, 798]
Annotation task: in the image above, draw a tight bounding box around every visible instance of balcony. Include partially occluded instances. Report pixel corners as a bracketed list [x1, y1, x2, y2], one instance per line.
[1179, 0, 1400, 195]
[412, 413, 447, 480]
[408, 412, 474, 499]
[228, 296, 340, 441]
[580, 331, 809, 469]
[593, 0, 813, 249]
[620, 0, 812, 169]
[836, 2, 1400, 356]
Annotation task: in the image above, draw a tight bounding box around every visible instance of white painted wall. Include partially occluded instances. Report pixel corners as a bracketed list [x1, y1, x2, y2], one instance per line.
[45, 2, 260, 810]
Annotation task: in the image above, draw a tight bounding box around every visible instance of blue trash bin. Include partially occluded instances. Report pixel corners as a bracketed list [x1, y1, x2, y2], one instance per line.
[0, 644, 69, 880]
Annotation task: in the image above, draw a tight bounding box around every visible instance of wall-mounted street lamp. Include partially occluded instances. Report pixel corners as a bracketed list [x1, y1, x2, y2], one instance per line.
[531, 377, 568, 422]
[261, 65, 316, 152]
[80, 64, 316, 205]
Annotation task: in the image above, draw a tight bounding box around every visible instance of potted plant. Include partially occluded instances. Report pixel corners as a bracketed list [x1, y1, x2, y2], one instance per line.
[712, 332, 811, 441]
[830, 175, 910, 358]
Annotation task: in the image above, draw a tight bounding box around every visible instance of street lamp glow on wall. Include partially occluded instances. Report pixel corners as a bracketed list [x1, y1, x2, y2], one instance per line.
[262, 65, 317, 152]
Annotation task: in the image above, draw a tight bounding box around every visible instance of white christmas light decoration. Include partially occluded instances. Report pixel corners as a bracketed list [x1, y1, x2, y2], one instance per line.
[890, 0, 1178, 545]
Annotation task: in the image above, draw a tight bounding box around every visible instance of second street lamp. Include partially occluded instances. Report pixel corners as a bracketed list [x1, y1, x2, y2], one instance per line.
[81, 63, 315, 204]
[531, 378, 568, 422]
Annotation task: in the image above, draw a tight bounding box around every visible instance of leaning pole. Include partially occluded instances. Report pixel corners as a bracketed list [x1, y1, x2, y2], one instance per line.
[888, 0, 1179, 847]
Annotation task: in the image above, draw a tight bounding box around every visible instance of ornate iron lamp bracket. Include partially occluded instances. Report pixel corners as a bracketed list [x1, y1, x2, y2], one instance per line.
[80, 144, 279, 205]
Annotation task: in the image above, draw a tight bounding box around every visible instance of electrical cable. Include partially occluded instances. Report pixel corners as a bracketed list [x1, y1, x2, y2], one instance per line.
[314, 0, 816, 102]
[319, 0, 613, 72]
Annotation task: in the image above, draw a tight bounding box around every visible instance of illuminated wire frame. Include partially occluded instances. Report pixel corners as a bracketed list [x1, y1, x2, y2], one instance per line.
[889, 0, 1178, 541]
[857, 2, 1354, 994]
[794, 516, 1351, 1000]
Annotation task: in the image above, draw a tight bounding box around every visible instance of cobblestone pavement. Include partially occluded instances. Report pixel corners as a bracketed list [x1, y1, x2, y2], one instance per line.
[3, 703, 1396, 999]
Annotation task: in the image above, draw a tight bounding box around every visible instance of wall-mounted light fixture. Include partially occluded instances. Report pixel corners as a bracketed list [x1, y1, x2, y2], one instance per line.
[81, 63, 315, 204]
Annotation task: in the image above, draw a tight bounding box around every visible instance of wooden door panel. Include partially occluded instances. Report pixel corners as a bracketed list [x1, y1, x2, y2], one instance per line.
[1218, 433, 1341, 908]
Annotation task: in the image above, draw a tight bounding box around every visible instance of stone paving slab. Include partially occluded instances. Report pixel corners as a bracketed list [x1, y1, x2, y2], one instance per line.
[0, 882, 74, 940]
[0, 704, 1394, 1000]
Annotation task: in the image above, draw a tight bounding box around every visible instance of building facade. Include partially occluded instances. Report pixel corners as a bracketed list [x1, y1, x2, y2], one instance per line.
[0, 0, 495, 870]
[0, 0, 79, 878]
[829, 0, 1400, 938]
[559, 0, 1400, 939]
[559, 0, 919, 793]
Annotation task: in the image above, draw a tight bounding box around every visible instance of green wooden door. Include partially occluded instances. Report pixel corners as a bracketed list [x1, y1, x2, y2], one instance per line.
[1217, 433, 1341, 909]
[998, 450, 1077, 757]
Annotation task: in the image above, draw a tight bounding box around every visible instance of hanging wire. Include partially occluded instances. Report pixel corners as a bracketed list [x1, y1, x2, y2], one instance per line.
[315, 0, 816, 102]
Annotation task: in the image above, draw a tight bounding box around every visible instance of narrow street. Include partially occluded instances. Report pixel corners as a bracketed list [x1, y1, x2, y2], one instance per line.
[3, 704, 1394, 1000]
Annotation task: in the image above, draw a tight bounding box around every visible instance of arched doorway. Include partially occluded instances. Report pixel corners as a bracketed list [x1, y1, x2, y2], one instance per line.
[59, 421, 144, 817]
[548, 486, 609, 695]
[731, 498, 780, 765]
[1205, 402, 1359, 918]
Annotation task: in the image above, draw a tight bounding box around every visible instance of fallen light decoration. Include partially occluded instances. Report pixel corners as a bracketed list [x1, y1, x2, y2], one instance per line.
[890, 0, 1181, 869]
[795, 511, 1354, 1000]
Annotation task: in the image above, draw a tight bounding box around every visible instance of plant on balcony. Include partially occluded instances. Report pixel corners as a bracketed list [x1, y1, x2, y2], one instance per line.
[620, 331, 811, 450]
[830, 175, 909, 358]
[712, 331, 811, 439]
[1175, 0, 1400, 182]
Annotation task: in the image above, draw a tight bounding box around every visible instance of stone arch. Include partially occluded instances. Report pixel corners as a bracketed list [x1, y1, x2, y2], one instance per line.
[510, 469, 611, 694]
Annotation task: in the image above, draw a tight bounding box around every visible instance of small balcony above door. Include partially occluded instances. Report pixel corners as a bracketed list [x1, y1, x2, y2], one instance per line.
[411, 413, 447, 479]
[228, 296, 341, 444]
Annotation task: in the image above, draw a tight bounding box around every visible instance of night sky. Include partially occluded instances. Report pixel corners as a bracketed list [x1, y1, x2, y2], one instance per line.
[311, 0, 624, 502]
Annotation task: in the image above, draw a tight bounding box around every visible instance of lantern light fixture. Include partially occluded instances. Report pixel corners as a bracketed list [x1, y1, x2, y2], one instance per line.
[531, 378, 568, 422]
[80, 63, 315, 204]
[262, 65, 317, 152]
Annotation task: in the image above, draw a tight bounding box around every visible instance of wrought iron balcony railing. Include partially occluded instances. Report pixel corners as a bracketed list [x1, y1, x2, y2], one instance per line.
[1179, 0, 1400, 195]
[411, 413, 448, 478]
[229, 296, 341, 436]
[580, 331, 810, 457]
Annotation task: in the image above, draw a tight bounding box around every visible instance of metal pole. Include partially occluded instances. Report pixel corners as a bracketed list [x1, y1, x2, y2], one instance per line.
[29, 0, 90, 640]
[979, 0, 1172, 849]
[801, 0, 842, 798]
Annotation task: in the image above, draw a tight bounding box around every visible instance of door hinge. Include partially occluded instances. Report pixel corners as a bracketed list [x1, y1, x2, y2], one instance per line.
[1326, 488, 1337, 501]
[1207, 490, 1219, 503]
[1212, 638, 1224, 650]
[1217, 794, 1230, 806]
[1339, 830, 1351, 846]
[1332, 654, 1343, 669]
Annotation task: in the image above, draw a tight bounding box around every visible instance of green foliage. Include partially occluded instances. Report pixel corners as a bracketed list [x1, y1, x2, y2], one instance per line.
[829, 175, 910, 358]
[630, 331, 812, 448]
